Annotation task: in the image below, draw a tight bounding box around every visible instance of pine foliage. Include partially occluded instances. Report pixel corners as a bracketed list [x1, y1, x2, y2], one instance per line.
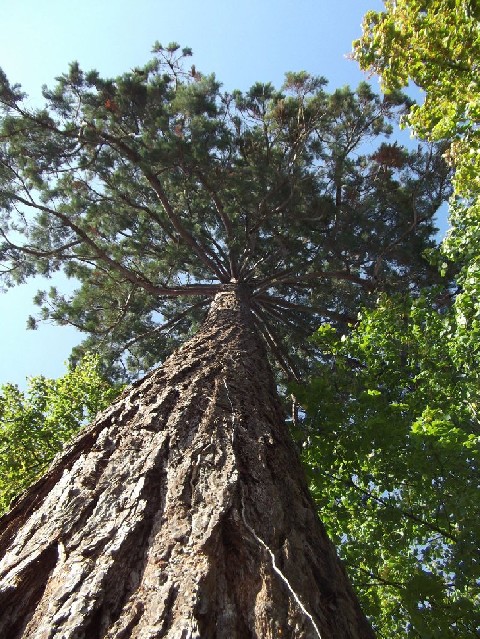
[0, 45, 450, 379]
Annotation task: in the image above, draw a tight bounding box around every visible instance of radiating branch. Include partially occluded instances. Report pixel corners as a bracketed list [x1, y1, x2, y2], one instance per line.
[121, 299, 210, 351]
[0, 229, 82, 259]
[251, 302, 300, 381]
[255, 270, 373, 295]
[8, 193, 222, 299]
[99, 130, 230, 281]
[255, 293, 356, 324]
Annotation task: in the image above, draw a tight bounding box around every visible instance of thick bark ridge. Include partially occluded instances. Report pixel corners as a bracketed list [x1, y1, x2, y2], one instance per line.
[0, 286, 375, 639]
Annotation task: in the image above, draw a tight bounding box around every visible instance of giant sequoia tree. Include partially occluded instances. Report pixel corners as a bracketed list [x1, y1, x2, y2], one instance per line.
[0, 45, 450, 637]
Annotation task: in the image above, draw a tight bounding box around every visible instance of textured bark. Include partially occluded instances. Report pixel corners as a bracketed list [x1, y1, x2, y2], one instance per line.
[0, 287, 375, 639]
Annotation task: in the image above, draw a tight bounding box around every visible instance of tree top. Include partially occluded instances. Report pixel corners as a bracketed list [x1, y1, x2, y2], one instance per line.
[0, 45, 450, 379]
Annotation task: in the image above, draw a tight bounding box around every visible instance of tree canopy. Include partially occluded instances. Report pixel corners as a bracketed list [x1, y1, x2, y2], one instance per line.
[0, 43, 449, 380]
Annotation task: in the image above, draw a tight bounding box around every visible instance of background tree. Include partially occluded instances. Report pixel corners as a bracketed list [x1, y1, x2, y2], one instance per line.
[0, 354, 119, 515]
[253, 11, 480, 633]
[295, 291, 480, 637]
[354, 1, 480, 372]
[353, 0, 480, 174]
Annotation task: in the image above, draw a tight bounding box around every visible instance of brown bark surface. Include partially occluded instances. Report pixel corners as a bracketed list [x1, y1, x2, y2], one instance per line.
[0, 287, 375, 638]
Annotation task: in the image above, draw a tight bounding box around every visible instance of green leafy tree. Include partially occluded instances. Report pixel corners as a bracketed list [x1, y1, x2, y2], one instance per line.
[267, 10, 480, 634]
[295, 291, 480, 637]
[0, 354, 119, 514]
[353, 0, 480, 197]
[354, 2, 480, 394]
[0, 44, 449, 381]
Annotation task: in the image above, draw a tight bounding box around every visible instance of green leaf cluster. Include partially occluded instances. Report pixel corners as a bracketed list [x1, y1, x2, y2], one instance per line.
[0, 354, 119, 514]
[296, 292, 480, 637]
[353, 1, 480, 159]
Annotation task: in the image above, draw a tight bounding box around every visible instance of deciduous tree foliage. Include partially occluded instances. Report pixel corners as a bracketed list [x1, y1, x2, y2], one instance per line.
[354, 1, 480, 391]
[353, 12, 480, 633]
[296, 292, 480, 637]
[354, 0, 480, 156]
[0, 355, 119, 514]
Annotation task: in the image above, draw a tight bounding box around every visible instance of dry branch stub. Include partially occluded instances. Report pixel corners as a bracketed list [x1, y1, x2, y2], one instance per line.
[0, 286, 375, 638]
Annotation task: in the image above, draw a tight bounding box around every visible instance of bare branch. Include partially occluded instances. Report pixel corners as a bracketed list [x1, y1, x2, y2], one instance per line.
[256, 293, 356, 324]
[122, 299, 210, 351]
[251, 302, 300, 381]
[255, 296, 315, 335]
[255, 269, 373, 295]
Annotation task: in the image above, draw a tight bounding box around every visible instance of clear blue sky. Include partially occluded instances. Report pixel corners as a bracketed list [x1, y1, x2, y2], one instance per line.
[0, 0, 390, 387]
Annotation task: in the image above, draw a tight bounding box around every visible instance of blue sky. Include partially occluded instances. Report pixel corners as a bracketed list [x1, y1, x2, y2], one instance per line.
[0, 0, 393, 386]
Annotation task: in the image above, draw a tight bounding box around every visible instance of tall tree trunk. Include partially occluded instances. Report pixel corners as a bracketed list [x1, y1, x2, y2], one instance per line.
[0, 287, 374, 639]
